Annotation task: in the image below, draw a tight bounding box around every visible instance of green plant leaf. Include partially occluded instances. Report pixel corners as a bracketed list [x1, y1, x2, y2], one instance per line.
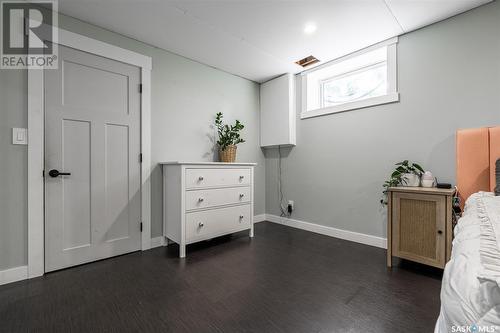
[413, 163, 425, 173]
[214, 112, 246, 150]
[391, 170, 401, 178]
[396, 166, 406, 173]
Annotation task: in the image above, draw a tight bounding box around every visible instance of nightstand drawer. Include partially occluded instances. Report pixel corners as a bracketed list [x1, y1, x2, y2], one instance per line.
[185, 187, 251, 211]
[185, 168, 250, 189]
[185, 204, 251, 242]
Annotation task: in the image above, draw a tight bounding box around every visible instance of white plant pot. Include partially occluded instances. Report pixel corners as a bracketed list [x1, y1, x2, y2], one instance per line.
[401, 173, 420, 187]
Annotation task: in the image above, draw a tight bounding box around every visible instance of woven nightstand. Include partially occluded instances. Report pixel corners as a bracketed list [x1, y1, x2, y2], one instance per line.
[387, 187, 456, 269]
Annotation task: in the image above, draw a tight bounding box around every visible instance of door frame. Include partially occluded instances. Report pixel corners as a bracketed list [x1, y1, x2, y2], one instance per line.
[27, 27, 153, 278]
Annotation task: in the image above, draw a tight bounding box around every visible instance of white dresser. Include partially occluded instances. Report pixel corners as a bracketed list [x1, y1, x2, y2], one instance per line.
[161, 162, 257, 257]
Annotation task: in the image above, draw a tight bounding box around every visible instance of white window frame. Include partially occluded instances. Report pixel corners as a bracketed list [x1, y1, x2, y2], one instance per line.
[301, 37, 399, 119]
[27, 27, 152, 279]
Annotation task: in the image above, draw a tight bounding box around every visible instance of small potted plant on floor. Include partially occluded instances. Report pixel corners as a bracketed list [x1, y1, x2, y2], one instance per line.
[215, 112, 245, 163]
[381, 160, 425, 204]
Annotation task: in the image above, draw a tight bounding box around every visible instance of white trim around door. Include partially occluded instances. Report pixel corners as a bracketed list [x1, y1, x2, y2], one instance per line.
[28, 28, 152, 279]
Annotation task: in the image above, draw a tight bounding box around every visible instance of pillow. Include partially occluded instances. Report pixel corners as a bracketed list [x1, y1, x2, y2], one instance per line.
[496, 159, 500, 196]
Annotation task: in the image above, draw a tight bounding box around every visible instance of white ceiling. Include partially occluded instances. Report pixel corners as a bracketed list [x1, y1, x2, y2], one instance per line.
[56, 0, 492, 83]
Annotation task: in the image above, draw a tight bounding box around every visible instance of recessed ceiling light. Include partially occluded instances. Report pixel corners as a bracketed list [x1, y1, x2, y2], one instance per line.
[304, 22, 317, 34]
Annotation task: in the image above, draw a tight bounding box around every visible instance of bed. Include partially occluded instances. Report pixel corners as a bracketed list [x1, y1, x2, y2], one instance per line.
[435, 127, 500, 332]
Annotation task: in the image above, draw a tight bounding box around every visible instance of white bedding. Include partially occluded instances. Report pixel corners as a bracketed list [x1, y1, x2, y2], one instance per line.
[435, 192, 500, 333]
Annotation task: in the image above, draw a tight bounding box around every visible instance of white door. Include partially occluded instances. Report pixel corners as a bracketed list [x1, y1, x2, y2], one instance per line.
[44, 45, 142, 272]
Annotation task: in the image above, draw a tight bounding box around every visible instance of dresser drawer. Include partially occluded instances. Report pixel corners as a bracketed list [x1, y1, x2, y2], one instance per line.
[185, 187, 251, 211]
[185, 168, 250, 189]
[185, 204, 251, 242]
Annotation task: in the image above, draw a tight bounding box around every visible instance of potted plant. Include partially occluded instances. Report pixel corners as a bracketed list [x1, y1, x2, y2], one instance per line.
[215, 112, 245, 163]
[381, 160, 425, 204]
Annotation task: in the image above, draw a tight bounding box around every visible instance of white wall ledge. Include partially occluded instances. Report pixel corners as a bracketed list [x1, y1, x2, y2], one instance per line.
[301, 93, 399, 119]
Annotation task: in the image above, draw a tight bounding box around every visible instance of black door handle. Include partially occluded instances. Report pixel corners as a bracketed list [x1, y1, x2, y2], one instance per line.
[48, 169, 71, 177]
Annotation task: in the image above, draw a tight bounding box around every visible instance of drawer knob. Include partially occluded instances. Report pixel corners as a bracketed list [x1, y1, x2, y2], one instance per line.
[239, 175, 244, 180]
[437, 230, 443, 234]
[239, 215, 244, 219]
[198, 176, 204, 181]
[239, 193, 244, 198]
[198, 197, 204, 202]
[198, 222, 204, 227]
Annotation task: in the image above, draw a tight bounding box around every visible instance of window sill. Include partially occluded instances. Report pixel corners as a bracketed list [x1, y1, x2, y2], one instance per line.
[300, 92, 399, 120]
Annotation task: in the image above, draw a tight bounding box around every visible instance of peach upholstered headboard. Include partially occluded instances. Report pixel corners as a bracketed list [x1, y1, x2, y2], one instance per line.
[456, 126, 500, 207]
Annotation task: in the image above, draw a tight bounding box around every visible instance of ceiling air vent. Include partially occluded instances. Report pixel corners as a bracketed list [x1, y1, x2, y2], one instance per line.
[295, 55, 319, 68]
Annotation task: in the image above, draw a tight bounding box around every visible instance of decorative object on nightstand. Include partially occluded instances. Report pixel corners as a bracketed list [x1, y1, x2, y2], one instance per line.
[381, 160, 425, 204]
[215, 112, 245, 162]
[387, 186, 456, 269]
[421, 171, 436, 188]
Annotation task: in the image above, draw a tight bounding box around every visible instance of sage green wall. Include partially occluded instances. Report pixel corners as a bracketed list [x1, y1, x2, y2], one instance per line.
[0, 14, 265, 270]
[265, 1, 500, 239]
[0, 69, 27, 270]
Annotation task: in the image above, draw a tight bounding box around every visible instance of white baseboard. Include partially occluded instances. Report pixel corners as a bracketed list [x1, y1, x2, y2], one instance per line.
[265, 214, 387, 249]
[151, 236, 166, 248]
[254, 214, 266, 223]
[0, 265, 28, 286]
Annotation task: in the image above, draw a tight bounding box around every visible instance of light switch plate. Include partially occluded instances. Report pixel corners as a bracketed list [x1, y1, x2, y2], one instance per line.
[12, 128, 27, 145]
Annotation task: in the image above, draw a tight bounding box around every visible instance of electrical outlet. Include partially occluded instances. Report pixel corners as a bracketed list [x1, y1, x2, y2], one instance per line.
[287, 200, 294, 214]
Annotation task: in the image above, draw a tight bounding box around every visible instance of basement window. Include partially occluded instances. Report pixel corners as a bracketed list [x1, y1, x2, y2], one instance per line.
[301, 37, 399, 119]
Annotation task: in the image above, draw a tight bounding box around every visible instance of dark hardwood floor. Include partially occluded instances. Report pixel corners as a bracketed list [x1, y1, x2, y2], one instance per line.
[0, 222, 443, 333]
